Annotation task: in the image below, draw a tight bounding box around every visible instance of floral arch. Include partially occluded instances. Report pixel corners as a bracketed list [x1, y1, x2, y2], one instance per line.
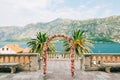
[42, 34, 75, 77]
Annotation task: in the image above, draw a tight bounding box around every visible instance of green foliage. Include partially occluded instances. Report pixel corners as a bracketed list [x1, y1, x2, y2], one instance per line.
[92, 37, 113, 42]
[27, 32, 55, 55]
[63, 30, 94, 56]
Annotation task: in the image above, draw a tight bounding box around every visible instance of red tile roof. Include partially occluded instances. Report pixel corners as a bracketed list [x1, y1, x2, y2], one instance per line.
[6, 44, 23, 53]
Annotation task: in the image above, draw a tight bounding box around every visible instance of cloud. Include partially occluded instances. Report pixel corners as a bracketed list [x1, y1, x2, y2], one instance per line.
[0, 0, 119, 26]
[0, 0, 50, 26]
[52, 5, 101, 20]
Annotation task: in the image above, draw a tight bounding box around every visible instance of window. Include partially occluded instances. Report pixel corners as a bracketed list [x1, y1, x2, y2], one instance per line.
[2, 48, 4, 51]
[6, 48, 9, 50]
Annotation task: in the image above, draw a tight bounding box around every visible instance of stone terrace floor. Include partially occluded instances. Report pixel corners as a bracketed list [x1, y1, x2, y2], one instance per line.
[0, 60, 120, 80]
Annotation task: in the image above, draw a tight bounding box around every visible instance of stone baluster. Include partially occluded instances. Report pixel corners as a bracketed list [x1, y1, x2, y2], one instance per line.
[1, 57, 3, 63]
[28, 56, 31, 70]
[96, 56, 98, 64]
[117, 56, 120, 62]
[107, 56, 111, 63]
[102, 56, 106, 62]
[8, 56, 10, 62]
[97, 56, 101, 64]
[92, 56, 97, 66]
[5, 56, 7, 63]
[13, 56, 15, 62]
[0, 56, 1, 63]
[15, 56, 18, 63]
[10, 56, 12, 62]
[112, 56, 116, 62]
[8, 56, 10, 63]
[23, 56, 25, 65]
[20, 56, 24, 64]
[3, 56, 5, 63]
[18, 56, 20, 63]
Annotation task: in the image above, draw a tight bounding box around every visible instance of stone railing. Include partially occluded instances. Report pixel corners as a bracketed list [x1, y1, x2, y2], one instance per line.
[0, 53, 40, 71]
[47, 52, 79, 60]
[82, 53, 120, 71]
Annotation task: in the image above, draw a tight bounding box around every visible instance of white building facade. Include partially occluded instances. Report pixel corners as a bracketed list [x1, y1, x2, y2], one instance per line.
[0, 46, 16, 54]
[0, 44, 23, 54]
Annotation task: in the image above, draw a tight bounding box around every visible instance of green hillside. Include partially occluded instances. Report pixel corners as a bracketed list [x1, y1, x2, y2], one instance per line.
[0, 15, 120, 43]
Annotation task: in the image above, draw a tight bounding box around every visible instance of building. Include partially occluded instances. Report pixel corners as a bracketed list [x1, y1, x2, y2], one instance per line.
[23, 48, 31, 53]
[0, 44, 23, 54]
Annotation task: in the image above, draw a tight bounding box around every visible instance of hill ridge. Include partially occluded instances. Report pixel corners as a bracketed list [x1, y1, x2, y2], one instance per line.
[0, 15, 120, 43]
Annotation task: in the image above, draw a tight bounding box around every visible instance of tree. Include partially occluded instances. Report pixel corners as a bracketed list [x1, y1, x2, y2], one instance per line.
[27, 32, 55, 55]
[63, 30, 93, 56]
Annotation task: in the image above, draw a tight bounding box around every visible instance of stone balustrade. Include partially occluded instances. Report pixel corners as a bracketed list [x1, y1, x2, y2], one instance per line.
[82, 53, 120, 71]
[0, 53, 39, 71]
[47, 52, 79, 60]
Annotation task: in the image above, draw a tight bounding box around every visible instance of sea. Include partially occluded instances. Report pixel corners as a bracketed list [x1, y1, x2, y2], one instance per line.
[0, 42, 120, 53]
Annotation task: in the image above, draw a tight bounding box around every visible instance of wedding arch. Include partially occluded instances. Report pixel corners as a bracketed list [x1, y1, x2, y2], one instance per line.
[42, 34, 75, 77]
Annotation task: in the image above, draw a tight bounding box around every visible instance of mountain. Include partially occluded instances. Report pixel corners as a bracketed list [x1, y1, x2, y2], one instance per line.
[0, 15, 120, 43]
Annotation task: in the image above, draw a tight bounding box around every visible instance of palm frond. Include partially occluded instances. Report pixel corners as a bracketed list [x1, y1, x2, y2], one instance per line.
[63, 29, 94, 56]
[27, 32, 55, 55]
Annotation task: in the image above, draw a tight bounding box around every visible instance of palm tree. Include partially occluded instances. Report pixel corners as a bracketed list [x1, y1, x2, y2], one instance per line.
[63, 30, 93, 56]
[27, 32, 55, 55]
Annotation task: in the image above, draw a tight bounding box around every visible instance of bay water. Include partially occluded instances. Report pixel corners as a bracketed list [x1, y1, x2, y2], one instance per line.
[0, 42, 120, 53]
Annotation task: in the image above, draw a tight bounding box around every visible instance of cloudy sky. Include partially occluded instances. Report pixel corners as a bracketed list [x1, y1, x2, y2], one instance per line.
[0, 0, 120, 26]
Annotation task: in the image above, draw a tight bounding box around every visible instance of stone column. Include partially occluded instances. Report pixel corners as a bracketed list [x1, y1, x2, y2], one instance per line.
[30, 55, 39, 71]
[38, 57, 42, 70]
[79, 56, 85, 71]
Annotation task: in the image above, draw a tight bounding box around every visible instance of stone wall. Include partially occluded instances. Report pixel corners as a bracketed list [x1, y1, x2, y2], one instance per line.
[0, 53, 40, 71]
[83, 53, 120, 71]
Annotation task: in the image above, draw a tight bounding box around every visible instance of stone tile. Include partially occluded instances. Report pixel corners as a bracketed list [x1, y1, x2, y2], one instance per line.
[0, 60, 120, 80]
